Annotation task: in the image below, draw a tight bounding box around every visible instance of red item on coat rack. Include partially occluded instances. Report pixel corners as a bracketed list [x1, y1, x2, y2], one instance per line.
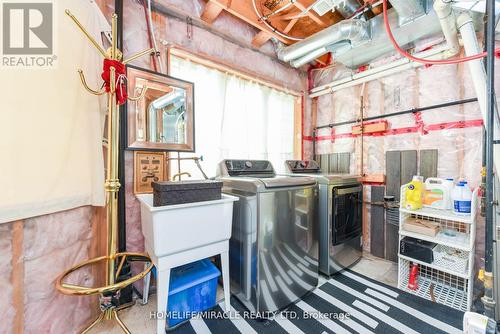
[408, 263, 419, 290]
[102, 59, 128, 105]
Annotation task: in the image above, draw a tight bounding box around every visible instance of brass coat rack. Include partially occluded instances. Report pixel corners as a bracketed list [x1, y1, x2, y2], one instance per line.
[56, 10, 154, 334]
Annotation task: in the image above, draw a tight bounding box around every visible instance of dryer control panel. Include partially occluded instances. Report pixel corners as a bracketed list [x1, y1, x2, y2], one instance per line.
[223, 159, 275, 176]
[286, 160, 321, 174]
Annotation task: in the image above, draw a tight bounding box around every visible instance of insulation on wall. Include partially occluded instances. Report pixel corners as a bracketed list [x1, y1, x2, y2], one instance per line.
[0, 224, 15, 333]
[122, 0, 306, 258]
[0, 207, 96, 333]
[307, 61, 488, 257]
[122, 0, 305, 93]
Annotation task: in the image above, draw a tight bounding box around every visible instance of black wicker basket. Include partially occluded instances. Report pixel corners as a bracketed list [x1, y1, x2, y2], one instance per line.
[152, 180, 223, 206]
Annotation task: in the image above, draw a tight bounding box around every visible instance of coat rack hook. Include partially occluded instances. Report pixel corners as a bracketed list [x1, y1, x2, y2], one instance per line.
[128, 86, 149, 101]
[65, 9, 108, 59]
[78, 70, 105, 96]
[123, 48, 156, 64]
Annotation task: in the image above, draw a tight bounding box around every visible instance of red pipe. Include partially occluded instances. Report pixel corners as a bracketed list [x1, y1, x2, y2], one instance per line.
[304, 54, 332, 159]
[382, 0, 500, 65]
[142, 0, 157, 71]
[303, 119, 484, 141]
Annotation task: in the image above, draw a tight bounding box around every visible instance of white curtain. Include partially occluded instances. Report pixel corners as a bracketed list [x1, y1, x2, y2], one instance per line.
[169, 56, 295, 178]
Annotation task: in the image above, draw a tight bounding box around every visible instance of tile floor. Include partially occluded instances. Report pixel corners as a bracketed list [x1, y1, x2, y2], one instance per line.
[87, 253, 398, 333]
[351, 253, 398, 288]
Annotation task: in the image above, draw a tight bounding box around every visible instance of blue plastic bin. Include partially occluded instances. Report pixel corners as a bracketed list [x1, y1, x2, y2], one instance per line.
[166, 259, 220, 327]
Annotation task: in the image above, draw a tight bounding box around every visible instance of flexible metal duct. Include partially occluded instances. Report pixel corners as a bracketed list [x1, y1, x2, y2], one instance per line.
[336, 0, 441, 68]
[279, 0, 444, 68]
[277, 19, 370, 62]
[335, 0, 363, 18]
[389, 0, 426, 25]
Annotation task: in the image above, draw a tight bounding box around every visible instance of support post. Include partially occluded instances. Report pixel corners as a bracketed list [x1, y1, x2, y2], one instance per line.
[482, 0, 497, 319]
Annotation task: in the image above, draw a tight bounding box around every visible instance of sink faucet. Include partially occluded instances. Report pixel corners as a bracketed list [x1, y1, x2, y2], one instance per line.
[172, 172, 191, 181]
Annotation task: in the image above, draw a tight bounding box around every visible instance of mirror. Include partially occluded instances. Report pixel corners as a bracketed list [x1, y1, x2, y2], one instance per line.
[126, 66, 195, 152]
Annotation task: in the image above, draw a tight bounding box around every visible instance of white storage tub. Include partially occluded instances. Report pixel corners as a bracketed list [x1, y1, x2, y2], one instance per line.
[136, 193, 238, 258]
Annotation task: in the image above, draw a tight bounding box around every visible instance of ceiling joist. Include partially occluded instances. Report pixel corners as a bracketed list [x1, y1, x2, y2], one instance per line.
[201, 0, 342, 66]
[206, 0, 293, 44]
[200, 0, 224, 24]
[292, 1, 327, 27]
[251, 30, 273, 48]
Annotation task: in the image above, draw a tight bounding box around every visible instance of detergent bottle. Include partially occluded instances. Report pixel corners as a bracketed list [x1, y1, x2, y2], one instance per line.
[453, 181, 472, 216]
[404, 176, 424, 211]
[423, 178, 450, 210]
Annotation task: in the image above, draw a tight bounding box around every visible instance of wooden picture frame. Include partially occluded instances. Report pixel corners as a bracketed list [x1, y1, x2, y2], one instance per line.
[126, 65, 195, 152]
[133, 151, 169, 194]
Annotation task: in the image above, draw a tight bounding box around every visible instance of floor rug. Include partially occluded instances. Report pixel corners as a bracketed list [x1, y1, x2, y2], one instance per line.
[165, 269, 464, 334]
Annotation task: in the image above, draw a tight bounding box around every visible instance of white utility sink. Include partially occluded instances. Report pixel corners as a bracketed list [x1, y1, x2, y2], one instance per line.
[136, 194, 238, 258]
[136, 193, 238, 334]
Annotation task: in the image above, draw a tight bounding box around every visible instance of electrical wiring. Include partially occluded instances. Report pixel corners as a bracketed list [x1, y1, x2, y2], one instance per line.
[252, 0, 304, 41]
[382, 0, 500, 64]
[141, 0, 157, 71]
[147, 0, 164, 73]
[347, 0, 381, 19]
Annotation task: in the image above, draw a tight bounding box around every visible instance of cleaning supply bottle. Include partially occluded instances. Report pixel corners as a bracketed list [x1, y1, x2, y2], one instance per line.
[444, 178, 455, 210]
[408, 263, 419, 290]
[423, 178, 451, 210]
[452, 181, 472, 216]
[404, 176, 424, 211]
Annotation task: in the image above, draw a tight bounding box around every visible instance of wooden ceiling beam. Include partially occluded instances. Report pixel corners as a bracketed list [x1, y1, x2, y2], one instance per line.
[292, 1, 327, 27]
[251, 30, 272, 48]
[283, 18, 299, 33]
[208, 0, 293, 44]
[200, 0, 224, 24]
[275, 10, 304, 21]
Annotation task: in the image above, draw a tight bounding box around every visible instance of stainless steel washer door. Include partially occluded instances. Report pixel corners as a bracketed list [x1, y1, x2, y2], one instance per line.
[256, 186, 319, 313]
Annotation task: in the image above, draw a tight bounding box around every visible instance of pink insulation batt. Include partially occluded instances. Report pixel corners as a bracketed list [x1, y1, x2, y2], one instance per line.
[308, 53, 500, 269]
[122, 0, 306, 256]
[0, 207, 95, 333]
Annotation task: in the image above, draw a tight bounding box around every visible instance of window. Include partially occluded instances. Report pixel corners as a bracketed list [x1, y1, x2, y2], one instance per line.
[169, 55, 297, 178]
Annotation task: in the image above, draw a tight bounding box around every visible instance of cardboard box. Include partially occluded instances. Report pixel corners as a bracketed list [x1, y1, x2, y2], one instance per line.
[352, 120, 388, 135]
[403, 218, 440, 237]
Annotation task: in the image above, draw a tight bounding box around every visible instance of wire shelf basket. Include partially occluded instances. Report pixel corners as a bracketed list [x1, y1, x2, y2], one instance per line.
[398, 258, 469, 311]
[432, 245, 469, 275]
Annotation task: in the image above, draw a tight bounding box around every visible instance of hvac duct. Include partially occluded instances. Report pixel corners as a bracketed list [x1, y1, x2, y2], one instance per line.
[279, 0, 443, 68]
[389, 0, 426, 25]
[277, 19, 369, 63]
[335, 0, 441, 68]
[335, 0, 363, 18]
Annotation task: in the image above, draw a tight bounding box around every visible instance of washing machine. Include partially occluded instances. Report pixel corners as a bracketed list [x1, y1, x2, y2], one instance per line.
[285, 160, 363, 276]
[217, 159, 319, 314]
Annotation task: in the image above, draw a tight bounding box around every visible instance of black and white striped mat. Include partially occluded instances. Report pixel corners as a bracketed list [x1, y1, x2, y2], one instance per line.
[166, 270, 463, 334]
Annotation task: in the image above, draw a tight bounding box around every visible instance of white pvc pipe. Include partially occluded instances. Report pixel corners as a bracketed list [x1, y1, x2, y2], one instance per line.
[458, 12, 500, 172]
[434, 0, 461, 56]
[457, 13, 488, 117]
